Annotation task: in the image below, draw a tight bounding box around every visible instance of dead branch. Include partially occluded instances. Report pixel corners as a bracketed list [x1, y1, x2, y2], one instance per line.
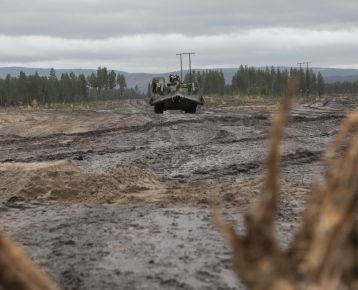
[0, 233, 59, 290]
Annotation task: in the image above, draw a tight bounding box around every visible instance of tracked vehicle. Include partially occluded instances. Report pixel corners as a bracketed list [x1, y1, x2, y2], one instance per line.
[149, 53, 204, 113]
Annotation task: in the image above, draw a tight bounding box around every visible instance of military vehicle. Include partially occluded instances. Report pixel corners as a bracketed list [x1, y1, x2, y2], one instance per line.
[149, 53, 204, 114]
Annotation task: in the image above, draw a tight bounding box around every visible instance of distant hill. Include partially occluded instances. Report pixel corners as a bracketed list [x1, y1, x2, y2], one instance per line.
[1, 66, 358, 93]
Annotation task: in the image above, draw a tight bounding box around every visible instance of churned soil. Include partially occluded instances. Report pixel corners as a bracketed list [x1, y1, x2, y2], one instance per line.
[0, 98, 355, 289]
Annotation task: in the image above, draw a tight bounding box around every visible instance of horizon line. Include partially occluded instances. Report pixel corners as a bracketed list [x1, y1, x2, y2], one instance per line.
[1, 65, 358, 75]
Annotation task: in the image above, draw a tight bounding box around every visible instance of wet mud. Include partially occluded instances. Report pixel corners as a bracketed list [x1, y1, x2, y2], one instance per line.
[0, 98, 355, 289]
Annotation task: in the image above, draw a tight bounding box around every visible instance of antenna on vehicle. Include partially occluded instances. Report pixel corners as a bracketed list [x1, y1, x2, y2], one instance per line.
[176, 52, 196, 82]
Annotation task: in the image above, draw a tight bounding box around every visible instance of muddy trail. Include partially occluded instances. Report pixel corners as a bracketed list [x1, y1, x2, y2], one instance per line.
[0, 98, 355, 290]
[0, 100, 345, 182]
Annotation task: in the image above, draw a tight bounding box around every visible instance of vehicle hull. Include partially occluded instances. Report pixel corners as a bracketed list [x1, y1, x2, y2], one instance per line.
[149, 93, 204, 113]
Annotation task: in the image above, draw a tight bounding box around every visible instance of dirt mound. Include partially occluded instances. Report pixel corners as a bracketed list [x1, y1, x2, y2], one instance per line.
[0, 160, 163, 203]
[0, 160, 310, 208]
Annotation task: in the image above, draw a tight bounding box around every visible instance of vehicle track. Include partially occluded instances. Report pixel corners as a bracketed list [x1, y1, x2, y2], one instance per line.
[0, 109, 341, 183]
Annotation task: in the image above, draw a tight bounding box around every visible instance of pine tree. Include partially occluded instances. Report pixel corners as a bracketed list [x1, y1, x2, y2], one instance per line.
[317, 72, 325, 97]
[117, 74, 126, 97]
[108, 70, 117, 90]
[78, 74, 88, 100]
[18, 71, 28, 105]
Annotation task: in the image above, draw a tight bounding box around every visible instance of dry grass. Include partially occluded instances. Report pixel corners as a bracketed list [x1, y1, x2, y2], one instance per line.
[204, 95, 266, 106]
[215, 74, 358, 290]
[0, 234, 59, 290]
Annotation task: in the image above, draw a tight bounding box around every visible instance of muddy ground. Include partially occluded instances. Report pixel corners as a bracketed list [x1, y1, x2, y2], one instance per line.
[0, 98, 356, 289]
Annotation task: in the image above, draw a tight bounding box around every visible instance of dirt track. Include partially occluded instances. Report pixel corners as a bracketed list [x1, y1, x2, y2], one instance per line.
[0, 99, 354, 289]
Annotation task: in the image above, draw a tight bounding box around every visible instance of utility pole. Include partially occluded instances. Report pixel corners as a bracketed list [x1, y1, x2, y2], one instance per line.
[189, 53, 192, 83]
[298, 61, 311, 71]
[176, 54, 183, 81]
[297, 61, 311, 70]
[297, 62, 304, 95]
[304, 62, 312, 96]
[176, 52, 195, 82]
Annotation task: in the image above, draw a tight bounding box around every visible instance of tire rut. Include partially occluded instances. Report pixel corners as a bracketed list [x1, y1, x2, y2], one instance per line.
[0, 114, 270, 146]
[0, 112, 343, 147]
[190, 148, 323, 180]
[0, 135, 269, 164]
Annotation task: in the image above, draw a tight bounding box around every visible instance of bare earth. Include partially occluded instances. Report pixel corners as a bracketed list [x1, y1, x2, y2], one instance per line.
[0, 98, 355, 290]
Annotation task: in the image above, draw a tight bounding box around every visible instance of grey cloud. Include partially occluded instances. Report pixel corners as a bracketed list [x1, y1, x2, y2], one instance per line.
[1, 0, 357, 71]
[1, 29, 357, 72]
[0, 0, 357, 37]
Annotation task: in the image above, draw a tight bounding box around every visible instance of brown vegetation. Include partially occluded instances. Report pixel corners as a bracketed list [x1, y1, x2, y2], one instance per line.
[215, 75, 358, 290]
[0, 233, 59, 290]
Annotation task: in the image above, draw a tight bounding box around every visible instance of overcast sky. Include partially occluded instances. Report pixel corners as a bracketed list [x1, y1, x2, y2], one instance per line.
[0, 0, 357, 72]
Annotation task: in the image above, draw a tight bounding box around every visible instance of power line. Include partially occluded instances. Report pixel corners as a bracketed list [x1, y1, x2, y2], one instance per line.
[297, 61, 311, 70]
[297, 62, 304, 70]
[176, 52, 195, 82]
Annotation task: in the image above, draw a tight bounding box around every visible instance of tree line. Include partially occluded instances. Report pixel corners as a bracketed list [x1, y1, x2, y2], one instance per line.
[231, 66, 325, 97]
[0, 67, 142, 107]
[1, 66, 357, 107]
[182, 66, 326, 97]
[184, 70, 226, 95]
[325, 81, 358, 95]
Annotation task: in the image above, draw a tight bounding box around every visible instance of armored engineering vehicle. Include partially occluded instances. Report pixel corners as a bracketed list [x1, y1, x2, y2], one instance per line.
[149, 53, 204, 113]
